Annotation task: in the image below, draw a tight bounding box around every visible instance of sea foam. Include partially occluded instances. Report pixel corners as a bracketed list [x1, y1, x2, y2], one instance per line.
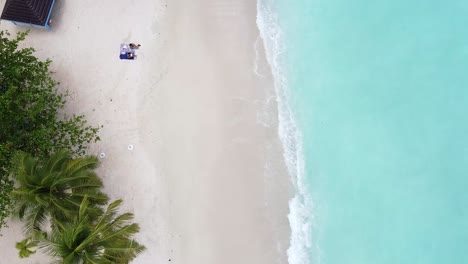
[256, 1, 315, 263]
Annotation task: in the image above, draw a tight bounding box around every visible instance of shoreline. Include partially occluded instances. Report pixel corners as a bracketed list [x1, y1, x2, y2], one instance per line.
[0, 0, 291, 263]
[157, 0, 291, 263]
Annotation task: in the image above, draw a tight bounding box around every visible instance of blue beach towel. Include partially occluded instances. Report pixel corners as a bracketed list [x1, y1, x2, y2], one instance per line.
[120, 43, 135, 60]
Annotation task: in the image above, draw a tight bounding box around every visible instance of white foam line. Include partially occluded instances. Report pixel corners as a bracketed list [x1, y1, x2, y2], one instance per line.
[256, 0, 315, 263]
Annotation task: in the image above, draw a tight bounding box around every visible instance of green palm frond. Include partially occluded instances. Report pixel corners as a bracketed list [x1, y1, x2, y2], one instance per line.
[44, 151, 71, 176]
[10, 151, 144, 263]
[41, 198, 145, 263]
[102, 238, 146, 263]
[98, 222, 140, 244]
[10, 151, 109, 233]
[65, 155, 99, 176]
[70, 178, 105, 190]
[23, 206, 47, 233]
[84, 251, 108, 264]
[16, 237, 39, 258]
[71, 188, 109, 205]
[78, 196, 89, 220]
[96, 199, 123, 226]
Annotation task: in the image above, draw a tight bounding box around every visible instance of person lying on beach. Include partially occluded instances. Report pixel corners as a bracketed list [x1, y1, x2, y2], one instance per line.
[129, 43, 141, 49]
[126, 52, 136, 59]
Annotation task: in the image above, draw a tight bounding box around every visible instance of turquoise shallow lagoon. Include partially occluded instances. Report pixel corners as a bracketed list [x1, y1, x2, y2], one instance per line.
[258, 0, 468, 263]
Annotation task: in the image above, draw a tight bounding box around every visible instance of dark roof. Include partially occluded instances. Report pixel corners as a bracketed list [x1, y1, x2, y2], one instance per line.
[1, 0, 54, 26]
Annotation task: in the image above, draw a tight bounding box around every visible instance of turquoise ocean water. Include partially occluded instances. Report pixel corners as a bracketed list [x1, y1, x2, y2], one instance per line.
[257, 1, 468, 263]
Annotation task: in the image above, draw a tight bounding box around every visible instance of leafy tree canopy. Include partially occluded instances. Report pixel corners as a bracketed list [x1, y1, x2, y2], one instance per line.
[0, 30, 100, 231]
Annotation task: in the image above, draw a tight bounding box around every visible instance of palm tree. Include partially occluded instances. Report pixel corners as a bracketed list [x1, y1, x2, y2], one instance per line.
[42, 197, 145, 264]
[10, 151, 109, 232]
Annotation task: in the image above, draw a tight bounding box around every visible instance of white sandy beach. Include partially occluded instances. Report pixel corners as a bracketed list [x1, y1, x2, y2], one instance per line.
[0, 0, 290, 263]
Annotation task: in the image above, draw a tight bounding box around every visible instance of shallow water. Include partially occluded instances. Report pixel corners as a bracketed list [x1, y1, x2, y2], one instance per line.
[258, 0, 468, 263]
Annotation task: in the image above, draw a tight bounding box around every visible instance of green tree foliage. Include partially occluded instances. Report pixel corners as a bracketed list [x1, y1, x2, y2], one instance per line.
[41, 197, 145, 264]
[0, 30, 100, 230]
[10, 151, 109, 233]
[16, 237, 39, 258]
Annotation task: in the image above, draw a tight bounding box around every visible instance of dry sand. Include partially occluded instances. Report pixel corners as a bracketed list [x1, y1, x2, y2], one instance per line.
[0, 0, 290, 263]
